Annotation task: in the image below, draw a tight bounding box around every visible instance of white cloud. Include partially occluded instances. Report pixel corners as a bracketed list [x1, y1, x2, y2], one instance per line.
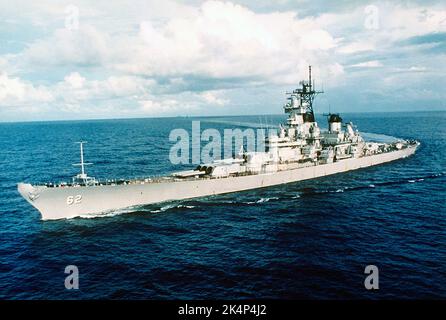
[131, 1, 339, 81]
[380, 4, 446, 40]
[407, 66, 427, 72]
[56, 73, 156, 101]
[337, 41, 375, 54]
[351, 60, 383, 68]
[23, 25, 110, 66]
[64, 72, 85, 89]
[18, 1, 341, 86]
[0, 71, 157, 114]
[0, 69, 229, 117]
[1, 1, 446, 120]
[0, 56, 7, 69]
[139, 99, 179, 114]
[138, 89, 230, 116]
[199, 91, 228, 106]
[0, 73, 53, 106]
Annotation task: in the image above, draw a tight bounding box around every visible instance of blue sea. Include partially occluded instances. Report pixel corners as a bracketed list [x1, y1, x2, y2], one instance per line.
[0, 111, 445, 299]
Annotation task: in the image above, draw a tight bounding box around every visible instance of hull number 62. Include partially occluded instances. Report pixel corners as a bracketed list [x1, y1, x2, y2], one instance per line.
[67, 195, 82, 205]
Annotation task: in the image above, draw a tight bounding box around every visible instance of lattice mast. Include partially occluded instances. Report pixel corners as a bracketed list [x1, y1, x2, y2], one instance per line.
[295, 65, 323, 115]
[284, 66, 324, 118]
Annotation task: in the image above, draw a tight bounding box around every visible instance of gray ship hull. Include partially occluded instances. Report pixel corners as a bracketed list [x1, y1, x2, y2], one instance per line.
[18, 145, 417, 220]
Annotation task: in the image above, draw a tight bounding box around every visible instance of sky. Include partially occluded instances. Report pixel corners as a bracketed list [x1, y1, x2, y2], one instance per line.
[0, 0, 445, 122]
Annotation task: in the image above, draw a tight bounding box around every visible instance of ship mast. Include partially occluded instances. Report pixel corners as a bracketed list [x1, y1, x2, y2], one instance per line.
[283, 65, 324, 123]
[293, 65, 323, 116]
[73, 141, 93, 182]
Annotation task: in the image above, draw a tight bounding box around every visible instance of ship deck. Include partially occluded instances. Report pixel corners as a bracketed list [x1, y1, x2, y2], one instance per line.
[35, 141, 418, 189]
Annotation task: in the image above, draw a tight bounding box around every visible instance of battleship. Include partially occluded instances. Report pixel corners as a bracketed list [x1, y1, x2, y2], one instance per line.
[18, 66, 419, 220]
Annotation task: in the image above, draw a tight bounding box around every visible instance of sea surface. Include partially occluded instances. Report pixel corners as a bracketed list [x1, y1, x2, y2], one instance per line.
[0, 111, 445, 299]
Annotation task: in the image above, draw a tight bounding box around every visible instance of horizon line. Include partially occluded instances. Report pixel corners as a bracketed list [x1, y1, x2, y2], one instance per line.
[0, 109, 444, 125]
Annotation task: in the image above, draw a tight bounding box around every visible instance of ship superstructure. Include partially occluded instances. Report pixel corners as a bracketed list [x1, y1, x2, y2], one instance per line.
[173, 66, 413, 180]
[18, 67, 419, 220]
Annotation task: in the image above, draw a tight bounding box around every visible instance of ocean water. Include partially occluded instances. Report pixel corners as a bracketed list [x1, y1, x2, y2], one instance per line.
[0, 111, 445, 299]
